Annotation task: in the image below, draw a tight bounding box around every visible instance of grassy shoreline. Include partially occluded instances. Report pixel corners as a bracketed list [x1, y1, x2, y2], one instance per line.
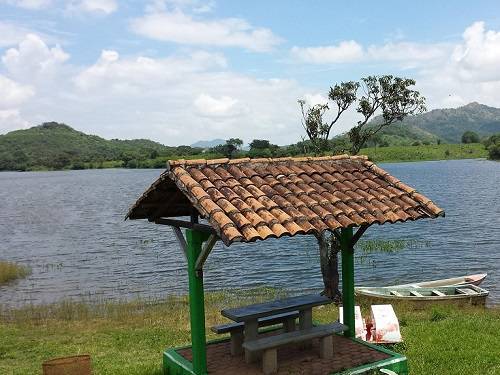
[1, 291, 498, 374]
[360, 143, 488, 163]
[1, 143, 489, 172]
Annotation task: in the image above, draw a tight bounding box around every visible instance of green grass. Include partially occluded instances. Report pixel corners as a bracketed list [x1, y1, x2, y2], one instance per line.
[361, 143, 488, 163]
[0, 291, 498, 374]
[0, 261, 30, 285]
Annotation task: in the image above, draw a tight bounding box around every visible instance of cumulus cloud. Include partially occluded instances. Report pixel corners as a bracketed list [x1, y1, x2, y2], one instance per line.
[367, 42, 450, 64]
[0, 75, 35, 109]
[291, 40, 450, 66]
[0, 109, 30, 133]
[130, 10, 282, 52]
[291, 41, 363, 64]
[0, 21, 51, 47]
[194, 94, 245, 118]
[2, 34, 69, 82]
[74, 49, 226, 91]
[450, 21, 500, 82]
[67, 0, 118, 15]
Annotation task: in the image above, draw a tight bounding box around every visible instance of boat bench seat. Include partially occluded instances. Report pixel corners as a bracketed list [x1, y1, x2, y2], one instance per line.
[242, 322, 347, 374]
[410, 291, 423, 297]
[456, 287, 475, 295]
[390, 290, 403, 297]
[432, 290, 446, 296]
[211, 311, 299, 355]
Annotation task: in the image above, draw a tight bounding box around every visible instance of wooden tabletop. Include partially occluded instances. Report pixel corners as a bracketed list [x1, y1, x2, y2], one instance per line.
[221, 294, 331, 322]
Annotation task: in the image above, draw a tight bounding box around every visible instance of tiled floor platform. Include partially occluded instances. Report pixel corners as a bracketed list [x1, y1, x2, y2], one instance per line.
[177, 334, 391, 374]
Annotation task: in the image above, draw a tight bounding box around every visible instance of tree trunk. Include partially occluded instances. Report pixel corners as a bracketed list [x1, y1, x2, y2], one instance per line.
[317, 232, 342, 303]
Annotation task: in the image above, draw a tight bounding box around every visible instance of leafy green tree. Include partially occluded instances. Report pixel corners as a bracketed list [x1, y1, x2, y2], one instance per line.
[484, 133, 500, 160]
[212, 138, 243, 158]
[461, 131, 480, 144]
[298, 81, 359, 153]
[299, 75, 426, 301]
[250, 139, 271, 150]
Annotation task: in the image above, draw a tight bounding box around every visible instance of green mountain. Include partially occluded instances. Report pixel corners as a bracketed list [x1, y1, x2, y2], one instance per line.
[376, 102, 500, 144]
[0, 122, 196, 171]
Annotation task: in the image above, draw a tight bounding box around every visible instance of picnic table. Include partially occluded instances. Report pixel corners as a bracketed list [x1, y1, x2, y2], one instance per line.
[221, 294, 332, 363]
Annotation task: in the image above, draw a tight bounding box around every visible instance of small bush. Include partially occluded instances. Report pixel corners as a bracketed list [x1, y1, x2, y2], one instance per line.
[0, 261, 31, 284]
[430, 308, 447, 322]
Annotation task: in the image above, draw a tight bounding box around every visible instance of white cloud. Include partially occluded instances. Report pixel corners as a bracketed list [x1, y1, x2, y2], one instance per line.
[415, 21, 500, 109]
[0, 109, 30, 133]
[450, 21, 500, 82]
[0, 75, 35, 109]
[67, 0, 118, 15]
[1, 0, 51, 9]
[367, 42, 450, 63]
[130, 10, 282, 52]
[291, 41, 363, 64]
[0, 21, 48, 47]
[194, 94, 244, 118]
[74, 49, 226, 91]
[2, 34, 69, 82]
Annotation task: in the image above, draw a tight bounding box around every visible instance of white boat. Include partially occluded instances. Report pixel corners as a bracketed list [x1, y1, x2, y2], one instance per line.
[388, 273, 487, 288]
[355, 285, 489, 306]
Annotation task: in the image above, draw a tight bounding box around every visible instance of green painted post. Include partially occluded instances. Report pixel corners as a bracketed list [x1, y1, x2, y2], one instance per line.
[340, 227, 355, 338]
[186, 229, 210, 375]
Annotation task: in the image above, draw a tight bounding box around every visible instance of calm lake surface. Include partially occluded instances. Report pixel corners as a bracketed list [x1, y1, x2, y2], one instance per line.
[1, 159, 499, 307]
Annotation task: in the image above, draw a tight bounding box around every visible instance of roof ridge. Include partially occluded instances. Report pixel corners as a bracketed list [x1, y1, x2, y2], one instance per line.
[167, 154, 368, 169]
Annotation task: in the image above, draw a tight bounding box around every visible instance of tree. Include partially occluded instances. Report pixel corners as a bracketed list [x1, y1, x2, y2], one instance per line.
[298, 75, 426, 301]
[298, 81, 359, 153]
[250, 139, 271, 150]
[212, 138, 243, 158]
[461, 131, 480, 144]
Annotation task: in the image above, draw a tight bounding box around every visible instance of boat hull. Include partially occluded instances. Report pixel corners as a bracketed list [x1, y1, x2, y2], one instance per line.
[355, 285, 489, 308]
[389, 273, 487, 288]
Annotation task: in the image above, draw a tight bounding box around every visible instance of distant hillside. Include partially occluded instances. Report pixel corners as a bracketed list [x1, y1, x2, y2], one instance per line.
[0, 122, 202, 171]
[376, 102, 500, 144]
[190, 139, 225, 148]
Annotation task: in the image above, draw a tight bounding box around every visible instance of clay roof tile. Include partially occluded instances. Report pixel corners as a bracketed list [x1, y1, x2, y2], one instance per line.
[128, 155, 444, 246]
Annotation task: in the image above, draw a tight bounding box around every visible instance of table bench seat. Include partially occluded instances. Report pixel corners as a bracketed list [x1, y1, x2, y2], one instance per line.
[242, 322, 347, 374]
[211, 311, 299, 356]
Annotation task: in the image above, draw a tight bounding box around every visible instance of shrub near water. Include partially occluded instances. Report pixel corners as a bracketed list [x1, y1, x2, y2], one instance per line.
[0, 261, 31, 284]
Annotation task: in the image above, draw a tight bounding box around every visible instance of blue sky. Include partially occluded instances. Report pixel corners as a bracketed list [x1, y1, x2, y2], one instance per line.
[1, 0, 500, 145]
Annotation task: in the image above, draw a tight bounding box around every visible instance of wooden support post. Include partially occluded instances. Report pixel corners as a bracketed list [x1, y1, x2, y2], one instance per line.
[172, 226, 187, 259]
[195, 234, 218, 274]
[186, 229, 210, 375]
[341, 227, 355, 338]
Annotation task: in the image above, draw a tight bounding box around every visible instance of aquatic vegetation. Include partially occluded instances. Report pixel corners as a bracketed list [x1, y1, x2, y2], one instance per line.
[0, 261, 31, 285]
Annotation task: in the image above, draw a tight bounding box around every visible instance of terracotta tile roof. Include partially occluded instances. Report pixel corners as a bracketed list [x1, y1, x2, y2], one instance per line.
[127, 155, 444, 246]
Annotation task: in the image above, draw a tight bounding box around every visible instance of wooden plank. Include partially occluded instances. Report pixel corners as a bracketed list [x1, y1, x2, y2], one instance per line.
[172, 226, 187, 258]
[351, 224, 370, 246]
[390, 290, 403, 297]
[194, 234, 218, 271]
[155, 218, 215, 234]
[432, 290, 446, 297]
[211, 311, 299, 334]
[457, 288, 476, 295]
[222, 294, 331, 322]
[410, 291, 423, 297]
[242, 322, 346, 352]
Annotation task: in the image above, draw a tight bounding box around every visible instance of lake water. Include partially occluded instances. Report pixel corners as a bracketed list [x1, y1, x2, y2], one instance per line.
[0, 159, 499, 307]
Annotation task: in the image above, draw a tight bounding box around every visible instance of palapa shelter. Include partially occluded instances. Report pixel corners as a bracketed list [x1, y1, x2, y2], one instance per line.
[127, 154, 444, 375]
